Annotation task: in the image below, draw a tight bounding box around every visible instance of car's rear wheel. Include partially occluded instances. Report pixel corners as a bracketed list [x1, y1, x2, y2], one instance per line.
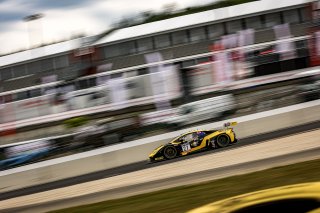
[216, 134, 230, 148]
[163, 145, 177, 159]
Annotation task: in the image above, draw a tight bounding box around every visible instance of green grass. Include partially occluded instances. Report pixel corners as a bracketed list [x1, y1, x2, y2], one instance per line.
[50, 158, 320, 213]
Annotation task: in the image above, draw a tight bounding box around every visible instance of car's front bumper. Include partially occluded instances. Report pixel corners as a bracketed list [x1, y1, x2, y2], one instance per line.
[148, 156, 164, 163]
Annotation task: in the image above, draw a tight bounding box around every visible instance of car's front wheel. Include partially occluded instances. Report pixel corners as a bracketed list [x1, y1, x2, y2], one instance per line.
[163, 145, 177, 159]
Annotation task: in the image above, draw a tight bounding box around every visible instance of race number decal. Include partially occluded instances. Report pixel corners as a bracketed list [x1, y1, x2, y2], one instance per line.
[181, 143, 191, 152]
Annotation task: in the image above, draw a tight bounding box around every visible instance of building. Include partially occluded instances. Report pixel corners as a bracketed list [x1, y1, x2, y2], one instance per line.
[0, 0, 313, 96]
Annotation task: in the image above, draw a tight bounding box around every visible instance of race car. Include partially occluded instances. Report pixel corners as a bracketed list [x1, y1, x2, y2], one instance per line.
[149, 122, 238, 162]
[187, 182, 320, 213]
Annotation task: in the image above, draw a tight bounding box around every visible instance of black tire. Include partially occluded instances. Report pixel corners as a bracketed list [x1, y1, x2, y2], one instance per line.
[216, 134, 230, 148]
[163, 145, 178, 159]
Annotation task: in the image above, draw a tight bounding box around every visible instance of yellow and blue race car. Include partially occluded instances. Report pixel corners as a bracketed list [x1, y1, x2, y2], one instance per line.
[149, 122, 238, 162]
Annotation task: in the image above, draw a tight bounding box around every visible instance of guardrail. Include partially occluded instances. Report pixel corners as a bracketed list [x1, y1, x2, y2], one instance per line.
[1, 99, 320, 193]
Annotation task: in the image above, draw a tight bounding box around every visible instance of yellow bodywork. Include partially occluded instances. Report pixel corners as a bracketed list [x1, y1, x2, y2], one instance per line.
[149, 145, 164, 158]
[187, 182, 320, 213]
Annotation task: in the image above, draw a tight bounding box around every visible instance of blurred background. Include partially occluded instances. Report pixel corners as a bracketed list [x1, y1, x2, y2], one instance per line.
[0, 0, 320, 171]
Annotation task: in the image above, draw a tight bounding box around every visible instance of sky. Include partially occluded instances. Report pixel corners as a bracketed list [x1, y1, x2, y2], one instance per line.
[0, 0, 215, 55]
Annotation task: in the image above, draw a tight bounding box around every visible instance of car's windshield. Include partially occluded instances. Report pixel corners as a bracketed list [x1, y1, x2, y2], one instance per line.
[183, 133, 194, 142]
[172, 133, 194, 143]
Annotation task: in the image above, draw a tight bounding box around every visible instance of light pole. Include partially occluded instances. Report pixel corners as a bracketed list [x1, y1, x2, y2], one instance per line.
[23, 13, 44, 49]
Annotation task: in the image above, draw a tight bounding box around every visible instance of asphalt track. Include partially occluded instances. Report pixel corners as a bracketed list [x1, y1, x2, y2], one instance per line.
[1, 121, 320, 213]
[4, 147, 320, 213]
[1, 120, 320, 203]
[1, 127, 320, 213]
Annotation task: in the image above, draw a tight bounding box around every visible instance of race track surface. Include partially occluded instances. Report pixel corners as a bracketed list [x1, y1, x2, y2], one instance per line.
[1, 120, 320, 201]
[0, 121, 320, 213]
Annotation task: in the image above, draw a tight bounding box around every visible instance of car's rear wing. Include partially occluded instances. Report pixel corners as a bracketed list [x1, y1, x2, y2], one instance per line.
[203, 122, 238, 132]
[223, 121, 238, 129]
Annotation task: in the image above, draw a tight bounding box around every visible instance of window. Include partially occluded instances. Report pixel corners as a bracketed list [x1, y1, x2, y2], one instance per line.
[299, 7, 310, 22]
[154, 34, 171, 48]
[172, 30, 188, 45]
[246, 16, 263, 29]
[226, 20, 243, 34]
[104, 41, 137, 57]
[54, 55, 69, 69]
[12, 64, 26, 78]
[16, 91, 29, 101]
[283, 9, 300, 24]
[295, 39, 308, 49]
[104, 44, 120, 58]
[40, 58, 54, 72]
[65, 69, 79, 80]
[189, 27, 206, 42]
[137, 37, 153, 52]
[182, 60, 196, 68]
[88, 77, 96, 87]
[138, 68, 148, 75]
[27, 61, 41, 74]
[265, 12, 282, 28]
[29, 89, 41, 98]
[119, 41, 136, 55]
[77, 79, 89, 90]
[180, 133, 193, 141]
[111, 73, 122, 79]
[197, 57, 210, 64]
[0, 68, 13, 80]
[208, 23, 224, 39]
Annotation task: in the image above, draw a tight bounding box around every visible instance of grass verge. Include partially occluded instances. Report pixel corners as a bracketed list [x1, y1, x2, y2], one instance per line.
[50, 158, 320, 213]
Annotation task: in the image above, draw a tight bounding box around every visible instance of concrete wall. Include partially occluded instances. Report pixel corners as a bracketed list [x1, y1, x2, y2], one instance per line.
[1, 99, 320, 193]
